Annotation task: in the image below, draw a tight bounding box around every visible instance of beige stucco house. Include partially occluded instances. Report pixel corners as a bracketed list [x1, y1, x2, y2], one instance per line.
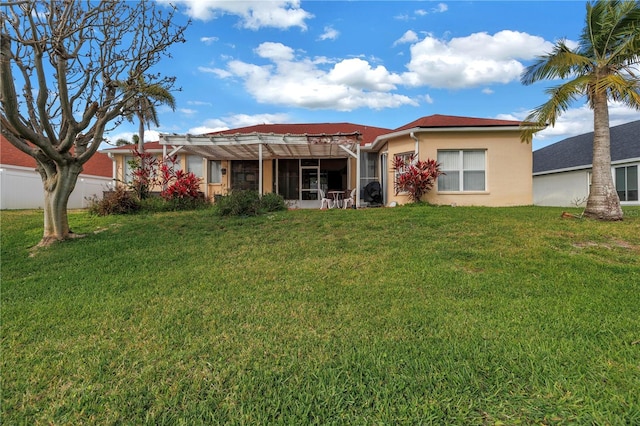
[102, 114, 533, 208]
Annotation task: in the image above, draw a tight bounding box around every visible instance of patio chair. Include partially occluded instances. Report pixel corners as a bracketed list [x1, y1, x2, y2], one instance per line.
[343, 188, 357, 209]
[319, 189, 334, 209]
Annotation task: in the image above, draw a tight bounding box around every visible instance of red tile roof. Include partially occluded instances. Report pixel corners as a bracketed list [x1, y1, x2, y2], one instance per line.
[1, 134, 113, 177]
[207, 123, 392, 145]
[394, 114, 522, 132]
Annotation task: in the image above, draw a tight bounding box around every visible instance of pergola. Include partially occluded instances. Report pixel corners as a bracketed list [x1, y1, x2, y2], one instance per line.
[159, 132, 364, 205]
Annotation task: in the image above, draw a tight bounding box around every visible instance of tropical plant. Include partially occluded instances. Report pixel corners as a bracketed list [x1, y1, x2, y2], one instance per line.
[127, 147, 159, 200]
[0, 1, 187, 246]
[520, 0, 640, 221]
[119, 75, 176, 152]
[392, 154, 443, 202]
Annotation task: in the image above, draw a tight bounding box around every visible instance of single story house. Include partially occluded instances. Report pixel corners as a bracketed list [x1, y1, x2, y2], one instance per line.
[0, 134, 114, 209]
[103, 114, 533, 208]
[533, 120, 640, 207]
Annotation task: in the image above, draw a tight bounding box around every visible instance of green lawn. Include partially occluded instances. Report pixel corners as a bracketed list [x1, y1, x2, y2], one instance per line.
[2, 205, 639, 424]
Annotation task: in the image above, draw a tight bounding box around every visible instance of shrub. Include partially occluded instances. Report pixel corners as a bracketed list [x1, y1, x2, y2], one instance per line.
[392, 154, 443, 202]
[259, 192, 287, 212]
[87, 187, 141, 216]
[214, 191, 288, 217]
[127, 148, 158, 200]
[214, 190, 262, 217]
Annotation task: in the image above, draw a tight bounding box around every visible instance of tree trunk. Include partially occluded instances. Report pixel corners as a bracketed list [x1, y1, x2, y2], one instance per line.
[38, 163, 84, 246]
[138, 112, 145, 153]
[583, 91, 623, 221]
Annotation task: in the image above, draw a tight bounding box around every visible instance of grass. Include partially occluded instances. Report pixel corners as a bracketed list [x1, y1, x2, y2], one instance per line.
[2, 205, 640, 424]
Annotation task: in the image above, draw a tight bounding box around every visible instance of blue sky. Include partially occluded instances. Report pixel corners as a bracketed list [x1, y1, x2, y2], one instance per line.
[106, 1, 639, 151]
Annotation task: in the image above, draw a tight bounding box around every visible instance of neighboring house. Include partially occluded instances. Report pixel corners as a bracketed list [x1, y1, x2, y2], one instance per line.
[0, 135, 113, 209]
[533, 120, 640, 207]
[103, 114, 533, 208]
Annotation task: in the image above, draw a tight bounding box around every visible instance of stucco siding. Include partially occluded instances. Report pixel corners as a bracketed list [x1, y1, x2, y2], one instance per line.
[384, 131, 532, 207]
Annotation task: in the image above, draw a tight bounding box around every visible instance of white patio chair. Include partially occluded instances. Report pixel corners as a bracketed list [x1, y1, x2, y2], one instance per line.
[343, 188, 357, 209]
[319, 189, 334, 209]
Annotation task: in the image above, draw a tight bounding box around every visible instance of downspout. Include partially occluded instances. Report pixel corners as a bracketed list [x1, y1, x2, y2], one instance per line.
[410, 131, 419, 161]
[356, 144, 361, 208]
[108, 152, 116, 189]
[258, 142, 263, 197]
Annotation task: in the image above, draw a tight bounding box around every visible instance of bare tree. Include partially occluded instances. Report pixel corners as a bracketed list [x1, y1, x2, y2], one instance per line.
[0, 0, 188, 246]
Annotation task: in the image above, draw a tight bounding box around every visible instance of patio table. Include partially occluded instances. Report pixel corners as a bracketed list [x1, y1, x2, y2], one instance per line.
[328, 191, 344, 209]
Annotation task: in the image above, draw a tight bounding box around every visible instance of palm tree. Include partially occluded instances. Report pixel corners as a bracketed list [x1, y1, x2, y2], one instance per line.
[120, 75, 176, 152]
[521, 0, 640, 220]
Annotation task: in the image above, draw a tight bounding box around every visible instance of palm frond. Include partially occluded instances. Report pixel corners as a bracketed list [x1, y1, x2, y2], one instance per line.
[603, 74, 640, 108]
[520, 76, 592, 142]
[521, 42, 590, 85]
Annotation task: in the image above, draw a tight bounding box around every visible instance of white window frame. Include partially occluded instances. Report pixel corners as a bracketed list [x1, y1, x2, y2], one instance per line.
[437, 149, 487, 192]
[394, 152, 414, 195]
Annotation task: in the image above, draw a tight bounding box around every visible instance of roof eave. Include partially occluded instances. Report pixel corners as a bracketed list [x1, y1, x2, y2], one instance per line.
[366, 125, 524, 151]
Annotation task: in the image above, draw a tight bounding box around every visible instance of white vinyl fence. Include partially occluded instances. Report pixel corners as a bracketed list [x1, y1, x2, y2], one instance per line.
[0, 165, 114, 210]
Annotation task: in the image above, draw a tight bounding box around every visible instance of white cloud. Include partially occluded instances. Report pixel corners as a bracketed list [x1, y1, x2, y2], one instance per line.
[200, 36, 218, 45]
[214, 42, 417, 111]
[179, 108, 197, 115]
[187, 100, 213, 106]
[187, 113, 292, 134]
[319, 25, 339, 41]
[161, 0, 313, 30]
[482, 88, 494, 95]
[432, 3, 448, 13]
[327, 58, 403, 92]
[255, 42, 295, 62]
[402, 30, 555, 89]
[424, 94, 434, 104]
[394, 30, 419, 46]
[415, 9, 428, 17]
[198, 66, 233, 78]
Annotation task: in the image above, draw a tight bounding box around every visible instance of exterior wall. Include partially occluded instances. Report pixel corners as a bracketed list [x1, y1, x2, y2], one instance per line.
[533, 170, 590, 207]
[0, 165, 113, 209]
[533, 160, 640, 207]
[384, 130, 533, 207]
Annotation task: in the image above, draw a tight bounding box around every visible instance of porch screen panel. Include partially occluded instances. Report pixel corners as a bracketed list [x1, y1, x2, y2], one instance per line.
[463, 150, 486, 191]
[277, 159, 299, 199]
[360, 152, 378, 189]
[437, 151, 460, 191]
[230, 161, 259, 191]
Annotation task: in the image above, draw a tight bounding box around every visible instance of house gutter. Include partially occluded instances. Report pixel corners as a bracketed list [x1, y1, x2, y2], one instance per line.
[410, 131, 419, 161]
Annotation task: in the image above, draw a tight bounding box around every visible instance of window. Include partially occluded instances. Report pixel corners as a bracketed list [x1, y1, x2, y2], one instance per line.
[208, 160, 222, 184]
[615, 165, 638, 201]
[393, 152, 414, 194]
[123, 155, 134, 184]
[438, 150, 486, 192]
[186, 155, 203, 178]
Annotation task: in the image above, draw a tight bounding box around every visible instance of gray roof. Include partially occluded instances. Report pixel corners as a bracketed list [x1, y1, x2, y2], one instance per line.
[533, 120, 640, 174]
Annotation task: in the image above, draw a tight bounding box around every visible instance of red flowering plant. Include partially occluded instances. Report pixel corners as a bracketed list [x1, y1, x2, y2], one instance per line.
[392, 154, 443, 202]
[158, 155, 202, 203]
[127, 147, 158, 200]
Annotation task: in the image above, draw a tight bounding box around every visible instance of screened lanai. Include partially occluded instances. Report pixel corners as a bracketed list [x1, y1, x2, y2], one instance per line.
[159, 132, 366, 207]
